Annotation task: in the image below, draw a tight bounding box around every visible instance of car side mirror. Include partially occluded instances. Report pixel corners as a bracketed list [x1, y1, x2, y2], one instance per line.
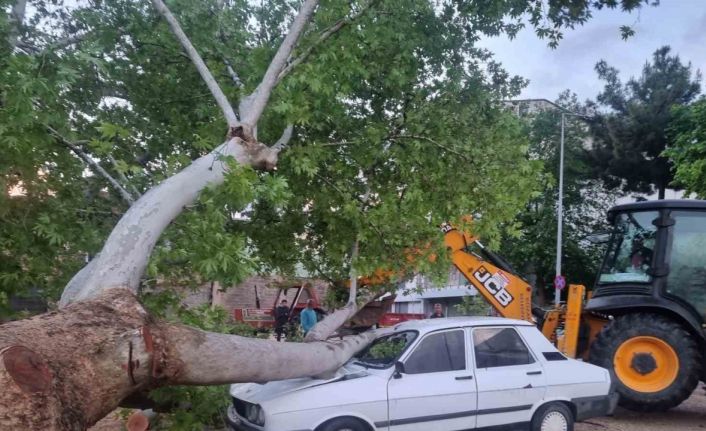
[393, 361, 405, 379]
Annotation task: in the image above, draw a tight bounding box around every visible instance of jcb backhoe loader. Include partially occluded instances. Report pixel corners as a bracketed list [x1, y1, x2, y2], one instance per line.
[445, 199, 706, 412]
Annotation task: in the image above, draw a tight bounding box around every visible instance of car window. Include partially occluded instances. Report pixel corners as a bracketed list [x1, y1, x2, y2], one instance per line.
[354, 330, 417, 369]
[404, 330, 465, 374]
[473, 327, 534, 368]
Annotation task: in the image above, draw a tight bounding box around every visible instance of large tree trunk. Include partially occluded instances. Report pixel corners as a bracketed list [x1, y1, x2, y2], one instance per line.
[0, 289, 374, 430]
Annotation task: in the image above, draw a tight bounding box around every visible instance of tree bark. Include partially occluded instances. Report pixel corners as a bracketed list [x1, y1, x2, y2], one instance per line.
[59, 138, 278, 306]
[0, 290, 153, 429]
[1, 289, 374, 430]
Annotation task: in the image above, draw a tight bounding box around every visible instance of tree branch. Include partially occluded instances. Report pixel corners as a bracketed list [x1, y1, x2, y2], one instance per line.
[272, 124, 294, 150]
[388, 134, 474, 163]
[16, 32, 92, 55]
[303, 240, 360, 342]
[59, 137, 279, 306]
[276, 0, 379, 84]
[223, 58, 244, 88]
[347, 240, 359, 306]
[151, 0, 239, 127]
[166, 323, 376, 384]
[48, 127, 137, 206]
[108, 154, 142, 198]
[240, 0, 320, 129]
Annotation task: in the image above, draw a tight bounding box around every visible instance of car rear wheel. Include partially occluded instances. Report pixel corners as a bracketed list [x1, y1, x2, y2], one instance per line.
[531, 402, 574, 431]
[317, 417, 370, 431]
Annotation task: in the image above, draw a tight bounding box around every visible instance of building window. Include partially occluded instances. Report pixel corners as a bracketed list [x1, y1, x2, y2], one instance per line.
[395, 302, 410, 314]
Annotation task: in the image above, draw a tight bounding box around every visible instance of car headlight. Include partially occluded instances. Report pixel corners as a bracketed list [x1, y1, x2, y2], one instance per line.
[256, 406, 265, 426]
[244, 403, 265, 426]
[246, 404, 258, 423]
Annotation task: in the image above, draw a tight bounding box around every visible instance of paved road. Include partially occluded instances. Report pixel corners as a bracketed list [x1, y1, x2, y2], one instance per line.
[577, 386, 706, 431]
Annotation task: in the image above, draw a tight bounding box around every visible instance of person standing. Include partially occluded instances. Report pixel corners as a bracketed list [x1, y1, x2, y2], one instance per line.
[429, 303, 445, 319]
[274, 299, 290, 341]
[300, 299, 318, 335]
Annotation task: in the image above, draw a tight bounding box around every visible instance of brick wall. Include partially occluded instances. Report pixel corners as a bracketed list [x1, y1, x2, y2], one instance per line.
[181, 276, 331, 317]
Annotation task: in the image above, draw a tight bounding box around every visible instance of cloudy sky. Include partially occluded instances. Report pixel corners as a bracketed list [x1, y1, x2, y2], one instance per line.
[479, 1, 706, 103]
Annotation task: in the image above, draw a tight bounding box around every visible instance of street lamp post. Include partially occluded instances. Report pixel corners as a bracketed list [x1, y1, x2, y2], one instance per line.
[553, 110, 592, 305]
[554, 113, 566, 305]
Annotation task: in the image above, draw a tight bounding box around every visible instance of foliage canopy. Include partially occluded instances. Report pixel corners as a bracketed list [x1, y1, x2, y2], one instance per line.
[666, 98, 706, 198]
[587, 46, 701, 199]
[1, 0, 658, 314]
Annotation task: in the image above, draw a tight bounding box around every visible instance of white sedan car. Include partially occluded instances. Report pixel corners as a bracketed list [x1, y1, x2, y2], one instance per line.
[226, 317, 617, 431]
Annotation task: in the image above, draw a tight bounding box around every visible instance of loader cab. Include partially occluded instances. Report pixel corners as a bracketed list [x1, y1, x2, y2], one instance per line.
[588, 200, 706, 325]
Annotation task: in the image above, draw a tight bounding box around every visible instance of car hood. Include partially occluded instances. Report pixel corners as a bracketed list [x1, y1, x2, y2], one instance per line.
[229, 362, 372, 404]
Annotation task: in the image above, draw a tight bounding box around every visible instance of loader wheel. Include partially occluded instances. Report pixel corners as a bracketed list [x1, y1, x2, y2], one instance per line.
[589, 313, 701, 411]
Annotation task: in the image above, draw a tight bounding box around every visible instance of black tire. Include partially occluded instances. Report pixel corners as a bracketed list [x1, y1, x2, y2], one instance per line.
[589, 313, 702, 411]
[531, 402, 574, 431]
[317, 417, 369, 431]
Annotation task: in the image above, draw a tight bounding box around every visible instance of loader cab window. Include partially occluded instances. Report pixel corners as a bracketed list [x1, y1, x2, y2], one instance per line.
[599, 211, 658, 284]
[666, 211, 706, 319]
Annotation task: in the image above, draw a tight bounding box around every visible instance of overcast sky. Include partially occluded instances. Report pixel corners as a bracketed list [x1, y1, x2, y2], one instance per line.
[478, 1, 706, 104]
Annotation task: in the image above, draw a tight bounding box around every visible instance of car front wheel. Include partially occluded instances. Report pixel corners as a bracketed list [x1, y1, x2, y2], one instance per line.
[317, 417, 369, 431]
[531, 402, 574, 431]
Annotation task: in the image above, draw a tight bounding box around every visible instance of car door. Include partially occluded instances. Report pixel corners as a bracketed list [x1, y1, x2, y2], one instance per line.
[472, 326, 547, 430]
[385, 328, 477, 431]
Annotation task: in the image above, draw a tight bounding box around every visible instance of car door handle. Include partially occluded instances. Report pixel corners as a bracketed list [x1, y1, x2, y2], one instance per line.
[455, 375, 474, 380]
[526, 370, 542, 375]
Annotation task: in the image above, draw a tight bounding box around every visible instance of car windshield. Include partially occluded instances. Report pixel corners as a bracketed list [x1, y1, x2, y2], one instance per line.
[599, 211, 658, 284]
[354, 330, 417, 369]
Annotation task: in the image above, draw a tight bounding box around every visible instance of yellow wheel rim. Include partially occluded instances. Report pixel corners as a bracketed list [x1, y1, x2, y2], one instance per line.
[614, 336, 679, 393]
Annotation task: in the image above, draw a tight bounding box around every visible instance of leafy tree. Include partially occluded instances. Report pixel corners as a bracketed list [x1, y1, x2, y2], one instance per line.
[587, 46, 701, 199]
[0, 0, 661, 428]
[454, 294, 489, 316]
[666, 98, 706, 196]
[500, 92, 616, 304]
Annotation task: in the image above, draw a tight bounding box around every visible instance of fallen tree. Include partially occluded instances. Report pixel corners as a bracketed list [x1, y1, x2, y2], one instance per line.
[0, 0, 657, 428]
[1, 1, 373, 427]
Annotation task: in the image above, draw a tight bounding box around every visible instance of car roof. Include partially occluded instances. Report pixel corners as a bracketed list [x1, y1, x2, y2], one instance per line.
[391, 316, 533, 332]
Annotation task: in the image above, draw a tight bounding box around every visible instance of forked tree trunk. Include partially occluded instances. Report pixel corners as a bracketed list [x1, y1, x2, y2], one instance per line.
[0, 289, 374, 430]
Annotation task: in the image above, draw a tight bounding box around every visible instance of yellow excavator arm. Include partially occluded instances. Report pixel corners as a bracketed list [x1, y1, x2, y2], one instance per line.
[443, 225, 534, 322]
[443, 225, 586, 358]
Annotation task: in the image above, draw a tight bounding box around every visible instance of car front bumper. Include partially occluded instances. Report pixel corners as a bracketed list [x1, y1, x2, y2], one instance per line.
[572, 392, 620, 421]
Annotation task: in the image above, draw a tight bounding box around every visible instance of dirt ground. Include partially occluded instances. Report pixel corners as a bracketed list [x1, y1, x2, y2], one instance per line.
[577, 385, 706, 431]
